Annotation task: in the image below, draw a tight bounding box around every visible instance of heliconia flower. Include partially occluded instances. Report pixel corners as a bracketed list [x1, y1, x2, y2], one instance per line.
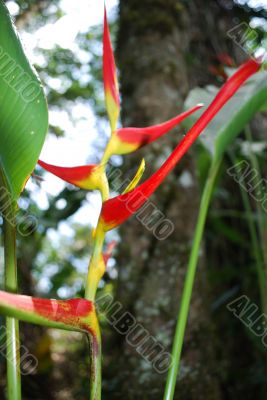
[210, 54, 235, 80]
[217, 53, 235, 67]
[38, 160, 109, 200]
[86, 239, 117, 300]
[100, 58, 262, 231]
[209, 65, 228, 81]
[104, 104, 204, 158]
[0, 290, 98, 336]
[103, 6, 120, 132]
[87, 239, 117, 300]
[103, 240, 117, 265]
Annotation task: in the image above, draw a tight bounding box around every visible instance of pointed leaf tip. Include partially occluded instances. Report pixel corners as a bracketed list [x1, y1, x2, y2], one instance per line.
[106, 104, 204, 157]
[103, 5, 120, 131]
[38, 160, 109, 199]
[0, 2, 48, 201]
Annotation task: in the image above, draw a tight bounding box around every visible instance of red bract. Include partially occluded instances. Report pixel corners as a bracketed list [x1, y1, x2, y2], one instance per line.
[38, 160, 96, 185]
[110, 104, 203, 156]
[100, 58, 261, 231]
[102, 9, 203, 158]
[217, 53, 235, 67]
[103, 240, 117, 265]
[209, 65, 228, 81]
[0, 290, 97, 334]
[38, 160, 108, 199]
[103, 6, 120, 131]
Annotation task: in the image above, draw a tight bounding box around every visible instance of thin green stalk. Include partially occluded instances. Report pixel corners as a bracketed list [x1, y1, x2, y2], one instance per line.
[240, 179, 266, 309]
[85, 228, 104, 399]
[85, 227, 105, 302]
[229, 151, 266, 313]
[88, 322, 102, 400]
[84, 136, 112, 399]
[84, 227, 104, 400]
[4, 215, 21, 400]
[244, 126, 267, 267]
[163, 157, 221, 400]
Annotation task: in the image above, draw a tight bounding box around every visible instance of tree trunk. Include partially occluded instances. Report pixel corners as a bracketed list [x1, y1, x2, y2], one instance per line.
[102, 1, 241, 399]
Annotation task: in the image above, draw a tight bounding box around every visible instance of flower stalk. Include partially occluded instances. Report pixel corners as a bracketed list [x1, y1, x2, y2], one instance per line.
[4, 213, 22, 400]
[163, 157, 222, 400]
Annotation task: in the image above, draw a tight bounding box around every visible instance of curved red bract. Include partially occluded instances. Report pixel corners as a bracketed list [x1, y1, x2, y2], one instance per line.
[103, 6, 120, 131]
[0, 290, 94, 331]
[101, 58, 261, 230]
[103, 8, 119, 108]
[38, 160, 97, 182]
[115, 104, 203, 148]
[33, 297, 93, 321]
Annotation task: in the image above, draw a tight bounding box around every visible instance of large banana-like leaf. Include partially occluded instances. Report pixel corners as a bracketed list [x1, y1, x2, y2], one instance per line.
[183, 69, 267, 161]
[0, 1, 48, 202]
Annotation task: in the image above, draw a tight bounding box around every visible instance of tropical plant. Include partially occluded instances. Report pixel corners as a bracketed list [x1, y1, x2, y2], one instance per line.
[0, 1, 265, 399]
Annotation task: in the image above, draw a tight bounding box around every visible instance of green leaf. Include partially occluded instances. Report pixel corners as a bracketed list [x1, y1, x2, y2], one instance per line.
[183, 69, 267, 161]
[0, 1, 48, 202]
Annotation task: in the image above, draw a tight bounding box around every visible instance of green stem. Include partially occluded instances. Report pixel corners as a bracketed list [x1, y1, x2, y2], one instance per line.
[229, 151, 266, 313]
[244, 126, 267, 288]
[163, 157, 221, 400]
[85, 226, 105, 301]
[85, 133, 112, 398]
[240, 180, 266, 309]
[89, 321, 102, 400]
[4, 216, 21, 400]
